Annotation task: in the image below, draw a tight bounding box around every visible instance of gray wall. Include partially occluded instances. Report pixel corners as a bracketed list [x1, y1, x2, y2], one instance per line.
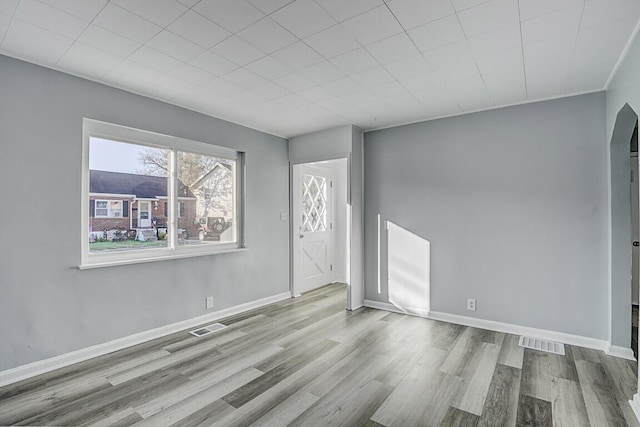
[0, 55, 290, 371]
[289, 126, 353, 164]
[606, 31, 640, 348]
[364, 93, 609, 340]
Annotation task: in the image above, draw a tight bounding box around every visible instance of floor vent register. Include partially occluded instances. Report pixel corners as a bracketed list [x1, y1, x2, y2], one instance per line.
[189, 323, 227, 337]
[518, 336, 565, 355]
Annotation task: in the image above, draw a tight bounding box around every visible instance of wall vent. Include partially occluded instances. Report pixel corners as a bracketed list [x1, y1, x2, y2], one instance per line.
[189, 323, 227, 338]
[518, 336, 565, 355]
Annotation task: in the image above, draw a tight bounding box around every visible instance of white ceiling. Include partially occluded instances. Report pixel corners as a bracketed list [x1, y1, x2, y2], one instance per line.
[1, 0, 639, 137]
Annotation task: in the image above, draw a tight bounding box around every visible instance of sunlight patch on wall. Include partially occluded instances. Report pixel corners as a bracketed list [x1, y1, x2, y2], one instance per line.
[387, 221, 430, 317]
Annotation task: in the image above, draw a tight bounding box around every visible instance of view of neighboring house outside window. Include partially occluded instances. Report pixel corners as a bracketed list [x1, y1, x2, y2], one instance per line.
[82, 119, 244, 268]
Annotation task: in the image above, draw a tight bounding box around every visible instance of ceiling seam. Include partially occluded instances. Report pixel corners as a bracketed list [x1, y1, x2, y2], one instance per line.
[52, 0, 111, 69]
[381, 0, 464, 116]
[452, 3, 493, 108]
[517, 0, 528, 98]
[604, 15, 640, 91]
[0, 0, 19, 45]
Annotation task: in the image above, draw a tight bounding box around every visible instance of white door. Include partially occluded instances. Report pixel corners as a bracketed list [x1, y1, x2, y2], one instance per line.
[633, 154, 639, 305]
[293, 164, 334, 295]
[139, 201, 151, 227]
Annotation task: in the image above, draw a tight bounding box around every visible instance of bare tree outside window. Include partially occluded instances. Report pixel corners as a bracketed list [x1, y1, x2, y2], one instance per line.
[138, 148, 235, 244]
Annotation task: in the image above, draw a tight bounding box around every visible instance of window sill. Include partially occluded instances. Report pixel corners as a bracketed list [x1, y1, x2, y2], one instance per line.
[79, 247, 248, 270]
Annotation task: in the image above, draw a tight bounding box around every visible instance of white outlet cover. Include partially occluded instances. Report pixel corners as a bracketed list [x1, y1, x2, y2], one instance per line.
[206, 296, 214, 309]
[467, 299, 476, 311]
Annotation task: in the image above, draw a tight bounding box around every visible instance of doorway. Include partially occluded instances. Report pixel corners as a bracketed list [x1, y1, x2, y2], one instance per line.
[609, 103, 638, 360]
[632, 123, 639, 359]
[138, 201, 151, 228]
[292, 159, 349, 303]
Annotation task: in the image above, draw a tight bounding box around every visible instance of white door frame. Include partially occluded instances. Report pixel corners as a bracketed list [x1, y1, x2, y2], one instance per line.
[290, 155, 355, 308]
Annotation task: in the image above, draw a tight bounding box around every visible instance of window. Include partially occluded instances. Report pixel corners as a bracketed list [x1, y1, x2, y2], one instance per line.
[94, 200, 122, 217]
[81, 119, 245, 268]
[95, 200, 108, 217]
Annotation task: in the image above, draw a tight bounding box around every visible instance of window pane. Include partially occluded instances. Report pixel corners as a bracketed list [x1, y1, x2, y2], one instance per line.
[88, 137, 169, 252]
[176, 151, 236, 246]
[302, 174, 327, 233]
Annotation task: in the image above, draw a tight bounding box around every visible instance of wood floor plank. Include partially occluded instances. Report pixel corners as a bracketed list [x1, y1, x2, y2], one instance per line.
[131, 368, 263, 427]
[289, 379, 393, 427]
[210, 325, 393, 427]
[221, 339, 339, 408]
[183, 344, 283, 382]
[516, 394, 553, 427]
[0, 375, 112, 426]
[620, 397, 640, 427]
[371, 348, 460, 427]
[478, 364, 521, 427]
[597, 351, 639, 403]
[569, 344, 602, 364]
[439, 406, 480, 427]
[302, 323, 391, 397]
[167, 399, 235, 427]
[362, 420, 387, 427]
[178, 328, 292, 378]
[82, 407, 143, 427]
[107, 329, 247, 385]
[497, 334, 525, 369]
[431, 321, 465, 351]
[134, 346, 280, 418]
[575, 359, 627, 426]
[319, 307, 390, 344]
[519, 347, 590, 426]
[0, 335, 181, 402]
[0, 348, 171, 426]
[247, 390, 319, 427]
[274, 307, 384, 348]
[520, 348, 580, 400]
[550, 377, 590, 427]
[440, 327, 483, 377]
[453, 341, 501, 415]
[18, 371, 190, 426]
[380, 312, 404, 322]
[0, 283, 636, 427]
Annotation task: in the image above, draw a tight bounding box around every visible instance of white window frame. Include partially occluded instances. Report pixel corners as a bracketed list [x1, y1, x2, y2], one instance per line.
[94, 199, 123, 218]
[81, 119, 246, 269]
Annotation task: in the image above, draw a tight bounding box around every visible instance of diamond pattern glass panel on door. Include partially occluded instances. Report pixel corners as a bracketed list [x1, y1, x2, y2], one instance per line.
[302, 174, 327, 233]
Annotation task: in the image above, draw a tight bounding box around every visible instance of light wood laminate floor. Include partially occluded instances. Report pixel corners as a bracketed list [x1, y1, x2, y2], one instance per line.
[0, 283, 638, 426]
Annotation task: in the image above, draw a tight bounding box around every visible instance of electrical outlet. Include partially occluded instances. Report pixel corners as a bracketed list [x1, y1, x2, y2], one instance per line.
[467, 298, 476, 311]
[206, 296, 214, 309]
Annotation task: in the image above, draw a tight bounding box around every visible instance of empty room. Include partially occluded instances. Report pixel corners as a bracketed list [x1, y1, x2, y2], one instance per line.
[2, 0, 640, 426]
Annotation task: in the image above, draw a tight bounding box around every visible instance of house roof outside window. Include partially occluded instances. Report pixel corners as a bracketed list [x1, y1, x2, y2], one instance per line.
[89, 170, 195, 199]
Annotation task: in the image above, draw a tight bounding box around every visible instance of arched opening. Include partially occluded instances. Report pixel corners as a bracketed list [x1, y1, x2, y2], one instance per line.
[610, 103, 639, 359]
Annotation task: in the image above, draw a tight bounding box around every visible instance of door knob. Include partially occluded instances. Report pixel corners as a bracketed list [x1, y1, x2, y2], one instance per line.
[634, 241, 639, 247]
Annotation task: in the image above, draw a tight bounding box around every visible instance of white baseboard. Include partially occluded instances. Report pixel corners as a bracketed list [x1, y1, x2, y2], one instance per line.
[606, 344, 637, 361]
[364, 299, 611, 354]
[364, 299, 405, 314]
[630, 394, 640, 424]
[363, 299, 429, 317]
[0, 291, 291, 388]
[428, 311, 608, 352]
